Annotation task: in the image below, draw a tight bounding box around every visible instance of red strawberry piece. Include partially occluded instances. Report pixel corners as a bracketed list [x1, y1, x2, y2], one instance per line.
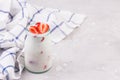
[42, 24, 49, 33]
[35, 22, 41, 27]
[29, 26, 39, 34]
[41, 37, 45, 42]
[38, 23, 50, 34]
[43, 65, 47, 69]
[29, 22, 50, 34]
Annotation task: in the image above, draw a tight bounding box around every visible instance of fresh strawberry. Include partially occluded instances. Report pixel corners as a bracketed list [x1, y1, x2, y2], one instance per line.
[35, 22, 41, 27]
[43, 24, 49, 33]
[29, 26, 39, 34]
[37, 23, 49, 34]
[29, 22, 50, 34]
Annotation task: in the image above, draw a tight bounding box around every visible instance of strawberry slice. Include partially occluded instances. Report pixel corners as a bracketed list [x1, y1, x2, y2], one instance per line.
[29, 26, 39, 34]
[35, 22, 41, 27]
[37, 23, 49, 34]
[29, 22, 50, 34]
[44, 24, 49, 33]
[35, 22, 42, 33]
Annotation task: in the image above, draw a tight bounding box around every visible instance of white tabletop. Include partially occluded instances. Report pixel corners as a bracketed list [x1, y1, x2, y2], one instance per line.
[21, 0, 120, 80]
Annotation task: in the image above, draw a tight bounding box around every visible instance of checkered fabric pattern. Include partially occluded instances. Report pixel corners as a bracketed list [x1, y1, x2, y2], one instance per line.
[0, 0, 86, 79]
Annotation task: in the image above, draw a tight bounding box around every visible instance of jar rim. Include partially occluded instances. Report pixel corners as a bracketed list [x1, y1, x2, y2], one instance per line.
[26, 29, 50, 37]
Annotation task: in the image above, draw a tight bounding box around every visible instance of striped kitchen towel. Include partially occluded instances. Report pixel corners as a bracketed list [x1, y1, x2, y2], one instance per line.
[0, 0, 86, 79]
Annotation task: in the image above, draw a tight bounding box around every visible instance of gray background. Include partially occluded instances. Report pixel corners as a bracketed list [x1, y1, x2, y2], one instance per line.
[21, 0, 120, 80]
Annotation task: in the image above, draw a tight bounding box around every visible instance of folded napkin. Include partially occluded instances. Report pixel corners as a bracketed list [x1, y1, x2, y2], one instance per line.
[0, 0, 86, 79]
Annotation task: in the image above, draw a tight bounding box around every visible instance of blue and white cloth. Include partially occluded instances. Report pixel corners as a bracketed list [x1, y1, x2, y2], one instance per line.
[0, 0, 86, 79]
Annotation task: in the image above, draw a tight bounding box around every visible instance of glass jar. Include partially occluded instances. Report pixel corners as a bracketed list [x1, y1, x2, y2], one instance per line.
[24, 30, 52, 74]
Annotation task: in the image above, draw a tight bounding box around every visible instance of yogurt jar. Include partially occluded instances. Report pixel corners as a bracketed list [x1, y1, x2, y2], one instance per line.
[24, 23, 52, 73]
